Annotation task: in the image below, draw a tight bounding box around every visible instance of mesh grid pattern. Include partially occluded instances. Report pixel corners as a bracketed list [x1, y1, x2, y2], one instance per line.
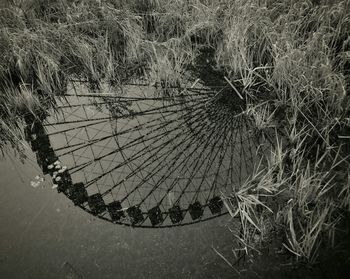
[30, 82, 271, 227]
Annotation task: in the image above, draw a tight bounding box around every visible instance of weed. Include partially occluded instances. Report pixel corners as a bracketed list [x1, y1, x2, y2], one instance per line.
[0, 0, 350, 269]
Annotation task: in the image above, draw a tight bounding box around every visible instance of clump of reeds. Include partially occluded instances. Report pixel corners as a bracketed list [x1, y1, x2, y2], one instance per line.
[218, 0, 350, 267]
[146, 38, 198, 95]
[0, 0, 147, 151]
[0, 82, 42, 152]
[224, 132, 349, 263]
[1, 0, 350, 269]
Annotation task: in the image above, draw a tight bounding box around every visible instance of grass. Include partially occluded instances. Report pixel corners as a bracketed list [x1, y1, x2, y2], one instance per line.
[1, 0, 350, 271]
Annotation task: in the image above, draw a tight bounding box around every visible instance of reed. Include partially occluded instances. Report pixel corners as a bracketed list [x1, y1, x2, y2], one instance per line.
[0, 0, 350, 269]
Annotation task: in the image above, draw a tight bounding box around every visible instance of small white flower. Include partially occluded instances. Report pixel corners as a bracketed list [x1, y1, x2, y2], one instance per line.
[53, 160, 60, 165]
[52, 184, 58, 189]
[35, 175, 40, 180]
[58, 166, 67, 173]
[48, 164, 54, 169]
[55, 165, 61, 169]
[55, 176, 61, 182]
[30, 181, 39, 188]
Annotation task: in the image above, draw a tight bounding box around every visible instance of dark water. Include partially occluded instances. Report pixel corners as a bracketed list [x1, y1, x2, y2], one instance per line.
[2, 148, 350, 278]
[0, 83, 255, 278]
[1, 83, 349, 278]
[0, 147, 236, 279]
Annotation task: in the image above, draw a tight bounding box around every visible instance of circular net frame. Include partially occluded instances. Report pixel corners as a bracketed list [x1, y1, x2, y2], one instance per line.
[27, 82, 273, 227]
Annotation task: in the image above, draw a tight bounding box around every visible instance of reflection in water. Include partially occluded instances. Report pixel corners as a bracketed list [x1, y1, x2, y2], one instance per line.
[24, 82, 273, 228]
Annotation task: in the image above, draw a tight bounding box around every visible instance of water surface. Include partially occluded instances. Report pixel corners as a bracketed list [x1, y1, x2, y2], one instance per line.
[0, 144, 237, 279]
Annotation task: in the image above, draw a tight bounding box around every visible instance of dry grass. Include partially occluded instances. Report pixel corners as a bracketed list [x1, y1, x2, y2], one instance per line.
[1, 0, 350, 268]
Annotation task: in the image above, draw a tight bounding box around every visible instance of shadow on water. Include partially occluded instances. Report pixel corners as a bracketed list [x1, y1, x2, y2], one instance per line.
[21, 82, 272, 229]
[0, 38, 280, 275]
[0, 73, 278, 278]
[2, 76, 348, 278]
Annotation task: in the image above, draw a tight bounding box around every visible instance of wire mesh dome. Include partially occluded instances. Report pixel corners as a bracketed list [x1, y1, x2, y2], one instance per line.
[25, 82, 272, 228]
